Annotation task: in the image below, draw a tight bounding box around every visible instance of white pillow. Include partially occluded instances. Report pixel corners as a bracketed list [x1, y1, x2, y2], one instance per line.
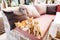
[34, 4, 46, 15]
[26, 5, 40, 18]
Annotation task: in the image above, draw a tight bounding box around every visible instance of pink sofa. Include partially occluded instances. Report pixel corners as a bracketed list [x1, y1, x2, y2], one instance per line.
[14, 4, 56, 40]
[2, 4, 58, 40]
[34, 4, 56, 38]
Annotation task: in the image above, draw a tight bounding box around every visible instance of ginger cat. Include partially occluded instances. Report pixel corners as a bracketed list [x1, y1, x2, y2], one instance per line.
[15, 17, 33, 29]
[15, 17, 41, 37]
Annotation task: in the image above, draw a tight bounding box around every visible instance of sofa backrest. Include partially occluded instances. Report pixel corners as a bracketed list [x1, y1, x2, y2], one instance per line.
[34, 4, 58, 15]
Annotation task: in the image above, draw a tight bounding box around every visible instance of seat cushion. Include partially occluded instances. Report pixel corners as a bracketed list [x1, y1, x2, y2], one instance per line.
[33, 14, 55, 38]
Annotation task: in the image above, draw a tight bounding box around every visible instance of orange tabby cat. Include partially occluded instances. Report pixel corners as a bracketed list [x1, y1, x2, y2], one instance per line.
[15, 17, 41, 37]
[15, 17, 33, 29]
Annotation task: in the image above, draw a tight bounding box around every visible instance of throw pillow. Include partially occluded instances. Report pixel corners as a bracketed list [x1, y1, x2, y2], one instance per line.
[34, 4, 46, 15]
[3, 11, 16, 30]
[46, 5, 57, 15]
[26, 5, 40, 18]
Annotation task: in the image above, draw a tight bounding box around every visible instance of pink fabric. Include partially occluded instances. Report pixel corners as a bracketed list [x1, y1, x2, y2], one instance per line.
[14, 14, 55, 39]
[15, 27, 42, 40]
[34, 4, 46, 15]
[34, 14, 55, 37]
[57, 5, 60, 12]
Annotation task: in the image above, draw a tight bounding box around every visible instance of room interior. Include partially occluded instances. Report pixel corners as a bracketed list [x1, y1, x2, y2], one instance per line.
[0, 0, 60, 40]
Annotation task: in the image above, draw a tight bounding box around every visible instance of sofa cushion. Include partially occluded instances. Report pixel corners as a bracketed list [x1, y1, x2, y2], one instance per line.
[33, 14, 55, 37]
[25, 5, 40, 18]
[57, 5, 60, 12]
[34, 4, 46, 15]
[3, 7, 28, 30]
[46, 5, 57, 15]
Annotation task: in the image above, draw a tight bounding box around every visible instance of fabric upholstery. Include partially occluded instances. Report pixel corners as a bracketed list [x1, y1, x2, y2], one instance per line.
[25, 5, 40, 18]
[0, 11, 5, 34]
[34, 4, 46, 15]
[46, 5, 57, 15]
[2, 5, 56, 39]
[33, 14, 55, 37]
[57, 5, 60, 12]
[22, 5, 33, 17]
[14, 14, 55, 39]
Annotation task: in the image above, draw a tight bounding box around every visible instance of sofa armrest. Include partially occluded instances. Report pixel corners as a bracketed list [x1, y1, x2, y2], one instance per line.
[0, 11, 5, 34]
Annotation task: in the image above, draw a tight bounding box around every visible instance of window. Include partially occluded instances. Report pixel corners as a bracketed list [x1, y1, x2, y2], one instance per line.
[11, 0, 19, 6]
[18, 0, 20, 4]
[0, 0, 2, 3]
[6, 0, 19, 7]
